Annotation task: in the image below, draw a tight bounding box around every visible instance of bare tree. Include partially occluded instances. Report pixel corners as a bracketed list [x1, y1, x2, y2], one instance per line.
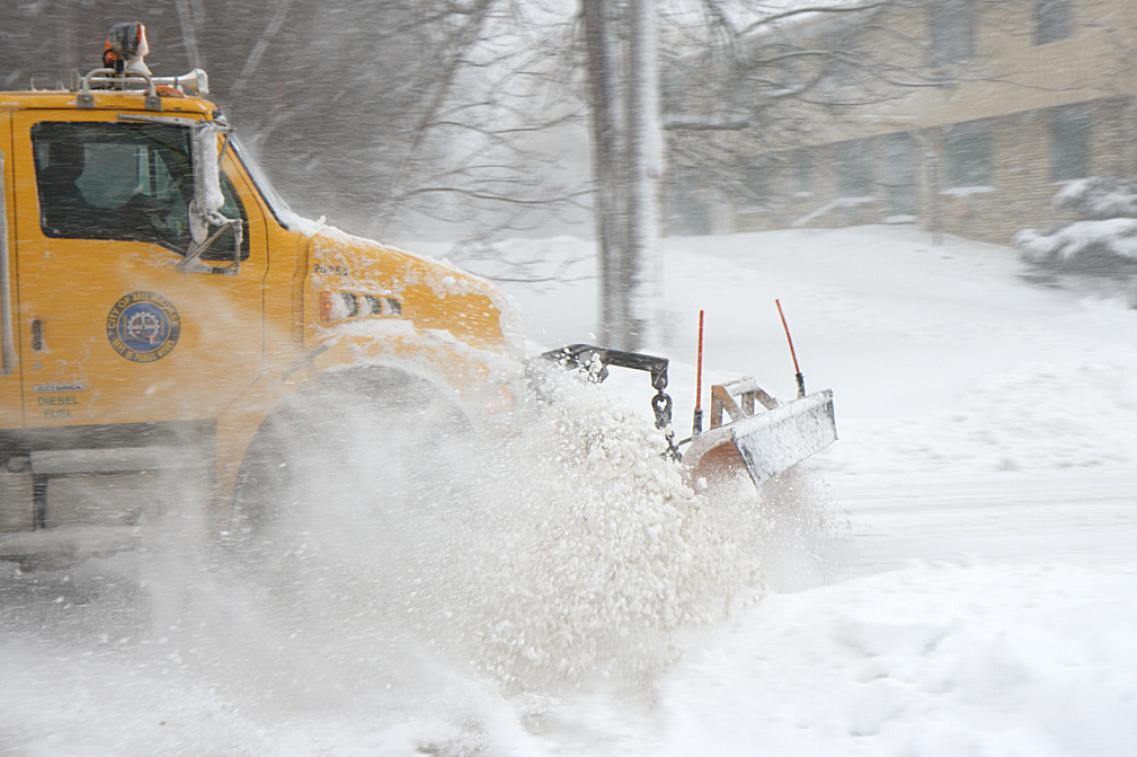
[0, 1, 586, 245]
[5, 1, 1083, 348]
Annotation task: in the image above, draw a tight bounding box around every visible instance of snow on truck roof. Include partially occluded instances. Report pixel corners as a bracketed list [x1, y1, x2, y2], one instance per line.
[1, 61, 216, 114]
[0, 89, 215, 115]
[0, 89, 214, 114]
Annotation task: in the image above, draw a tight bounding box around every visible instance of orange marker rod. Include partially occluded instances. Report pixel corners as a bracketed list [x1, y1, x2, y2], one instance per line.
[775, 299, 806, 398]
[693, 309, 705, 435]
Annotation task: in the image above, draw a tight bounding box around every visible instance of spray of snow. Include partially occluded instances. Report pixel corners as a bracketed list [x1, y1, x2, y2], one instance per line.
[0, 361, 838, 754]
[233, 366, 834, 697]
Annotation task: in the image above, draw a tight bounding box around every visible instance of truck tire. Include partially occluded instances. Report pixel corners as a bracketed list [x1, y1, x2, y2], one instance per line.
[226, 367, 469, 560]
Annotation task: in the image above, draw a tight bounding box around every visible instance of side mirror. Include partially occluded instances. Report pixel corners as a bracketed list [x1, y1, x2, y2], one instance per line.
[192, 121, 225, 222]
[180, 121, 243, 274]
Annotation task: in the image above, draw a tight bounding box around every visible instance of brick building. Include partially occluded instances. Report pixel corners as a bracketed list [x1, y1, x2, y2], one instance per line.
[664, 0, 1137, 245]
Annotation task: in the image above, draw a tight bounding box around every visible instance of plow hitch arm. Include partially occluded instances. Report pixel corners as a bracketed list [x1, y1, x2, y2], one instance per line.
[540, 344, 680, 458]
[539, 342, 837, 487]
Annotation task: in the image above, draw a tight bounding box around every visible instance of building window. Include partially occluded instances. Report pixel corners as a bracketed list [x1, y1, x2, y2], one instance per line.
[1034, 0, 1074, 45]
[793, 151, 812, 196]
[741, 164, 769, 207]
[837, 141, 873, 198]
[669, 169, 711, 235]
[662, 69, 684, 113]
[928, 0, 977, 67]
[881, 133, 918, 215]
[821, 30, 859, 95]
[1049, 105, 1091, 181]
[944, 120, 993, 188]
[780, 50, 807, 91]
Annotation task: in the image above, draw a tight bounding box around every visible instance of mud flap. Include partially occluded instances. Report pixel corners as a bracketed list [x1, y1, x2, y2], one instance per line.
[684, 390, 836, 486]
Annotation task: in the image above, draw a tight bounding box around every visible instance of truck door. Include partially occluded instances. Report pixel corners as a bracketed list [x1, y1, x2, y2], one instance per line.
[0, 113, 22, 429]
[10, 111, 268, 430]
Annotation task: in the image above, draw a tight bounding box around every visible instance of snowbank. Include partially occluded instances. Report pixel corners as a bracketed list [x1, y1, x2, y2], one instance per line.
[657, 562, 1137, 757]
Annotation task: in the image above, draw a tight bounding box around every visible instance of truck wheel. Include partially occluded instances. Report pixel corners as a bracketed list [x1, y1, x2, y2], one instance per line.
[225, 368, 468, 559]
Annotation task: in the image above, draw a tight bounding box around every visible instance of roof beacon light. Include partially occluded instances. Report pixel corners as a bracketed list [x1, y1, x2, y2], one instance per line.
[103, 22, 151, 76]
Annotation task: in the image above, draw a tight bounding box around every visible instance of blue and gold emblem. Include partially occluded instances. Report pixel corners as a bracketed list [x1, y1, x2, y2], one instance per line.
[106, 291, 181, 363]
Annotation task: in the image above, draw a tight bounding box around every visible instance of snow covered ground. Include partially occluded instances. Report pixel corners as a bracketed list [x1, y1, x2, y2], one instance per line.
[2, 226, 1135, 755]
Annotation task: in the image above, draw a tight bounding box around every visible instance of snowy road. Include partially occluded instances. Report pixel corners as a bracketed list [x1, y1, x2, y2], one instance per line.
[829, 471, 1137, 578]
[2, 226, 1136, 755]
[6, 468, 1133, 757]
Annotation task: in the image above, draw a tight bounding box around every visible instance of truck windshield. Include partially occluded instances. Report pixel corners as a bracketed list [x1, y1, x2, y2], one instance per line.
[229, 136, 295, 227]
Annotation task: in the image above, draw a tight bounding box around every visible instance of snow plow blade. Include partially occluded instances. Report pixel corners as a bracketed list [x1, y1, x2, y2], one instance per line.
[684, 388, 836, 486]
[539, 346, 836, 488]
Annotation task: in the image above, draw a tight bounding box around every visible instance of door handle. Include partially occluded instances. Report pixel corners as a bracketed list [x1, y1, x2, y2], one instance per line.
[31, 319, 43, 351]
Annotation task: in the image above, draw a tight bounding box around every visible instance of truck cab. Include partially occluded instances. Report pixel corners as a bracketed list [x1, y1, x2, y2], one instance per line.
[0, 65, 515, 544]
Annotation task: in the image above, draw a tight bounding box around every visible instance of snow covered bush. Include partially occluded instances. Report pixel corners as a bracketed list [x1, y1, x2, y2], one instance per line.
[1015, 178, 1137, 269]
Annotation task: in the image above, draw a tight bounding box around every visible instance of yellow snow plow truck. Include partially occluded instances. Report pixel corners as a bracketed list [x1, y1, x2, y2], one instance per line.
[0, 30, 835, 561]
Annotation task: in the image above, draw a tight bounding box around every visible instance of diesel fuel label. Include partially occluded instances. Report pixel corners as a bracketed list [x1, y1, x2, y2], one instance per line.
[37, 394, 80, 419]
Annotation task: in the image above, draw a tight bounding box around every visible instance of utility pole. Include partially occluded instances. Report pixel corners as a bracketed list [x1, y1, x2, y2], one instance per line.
[622, 0, 659, 350]
[584, 0, 662, 351]
[582, 0, 621, 346]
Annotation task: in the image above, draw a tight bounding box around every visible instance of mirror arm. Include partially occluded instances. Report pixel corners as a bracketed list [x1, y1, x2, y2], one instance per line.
[229, 217, 244, 275]
[177, 215, 243, 275]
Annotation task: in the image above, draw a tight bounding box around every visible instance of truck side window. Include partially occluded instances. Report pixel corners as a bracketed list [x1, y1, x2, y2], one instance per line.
[31, 122, 248, 260]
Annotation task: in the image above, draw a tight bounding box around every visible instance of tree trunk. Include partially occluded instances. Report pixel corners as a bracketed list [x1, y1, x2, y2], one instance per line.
[582, 0, 623, 346]
[622, 0, 660, 350]
[583, 0, 661, 350]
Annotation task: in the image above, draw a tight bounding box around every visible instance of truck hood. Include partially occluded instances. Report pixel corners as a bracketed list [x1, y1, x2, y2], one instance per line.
[306, 228, 521, 355]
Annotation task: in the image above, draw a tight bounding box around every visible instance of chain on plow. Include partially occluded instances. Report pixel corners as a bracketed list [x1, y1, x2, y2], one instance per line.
[540, 344, 682, 460]
[538, 339, 837, 487]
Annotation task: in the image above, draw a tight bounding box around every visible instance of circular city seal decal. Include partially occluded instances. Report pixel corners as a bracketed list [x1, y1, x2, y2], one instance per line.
[106, 291, 181, 363]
